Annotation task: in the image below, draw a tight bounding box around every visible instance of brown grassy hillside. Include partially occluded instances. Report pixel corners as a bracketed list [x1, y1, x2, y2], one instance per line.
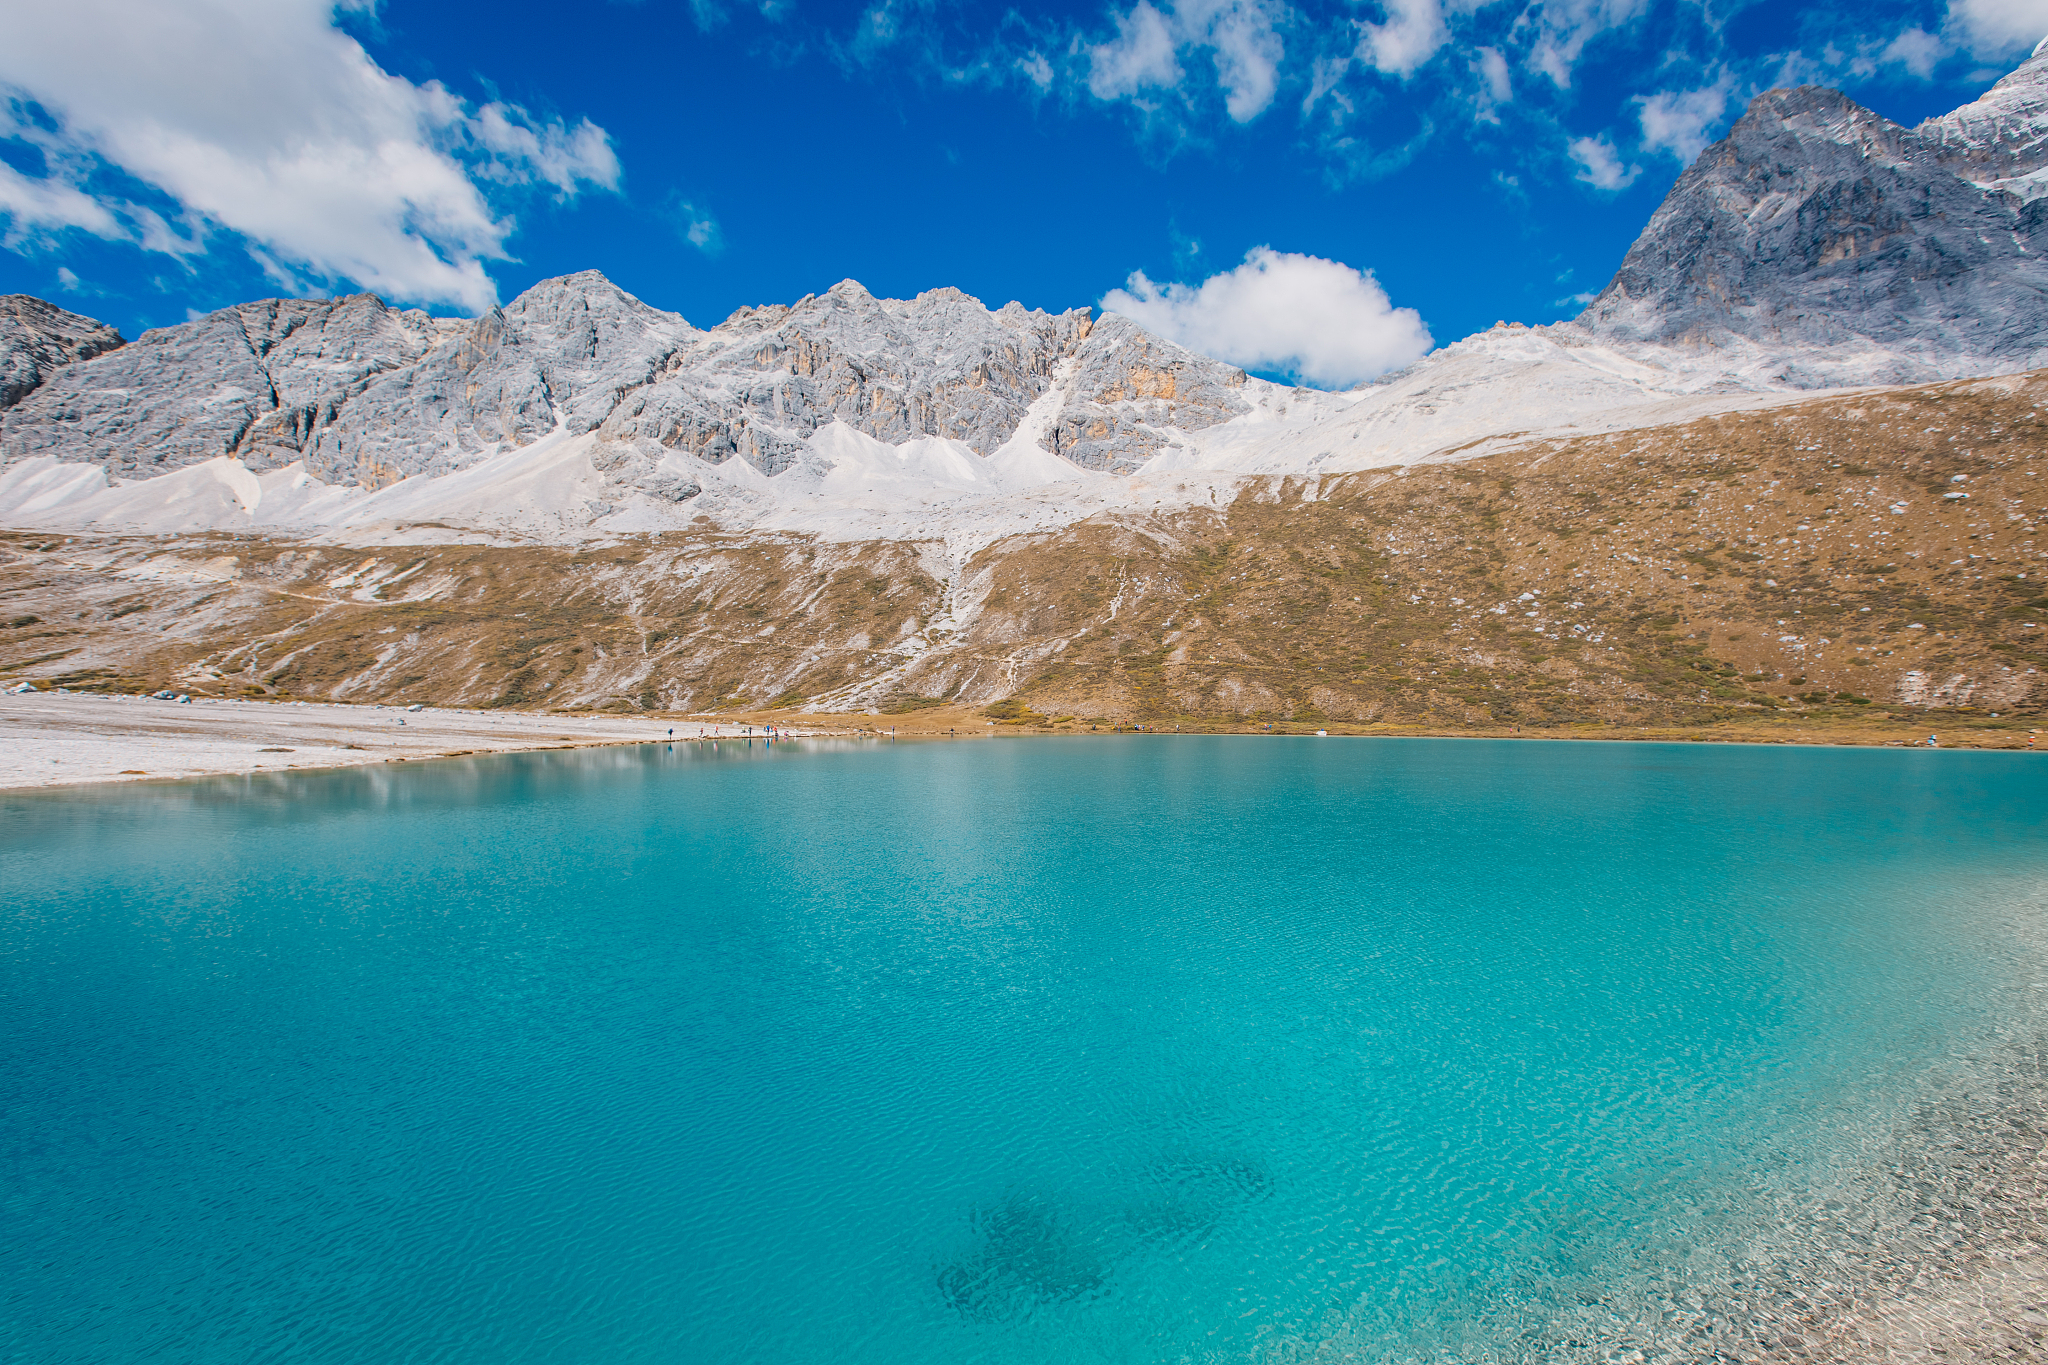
[5, 371, 2044, 739]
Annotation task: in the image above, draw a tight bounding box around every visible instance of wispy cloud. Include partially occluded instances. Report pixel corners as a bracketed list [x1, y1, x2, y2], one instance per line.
[1016, 50, 1055, 90]
[685, 0, 795, 31]
[671, 198, 725, 255]
[1524, 0, 1653, 90]
[1945, 0, 2048, 57]
[781, 0, 2048, 207]
[1883, 26, 1947, 78]
[0, 156, 124, 246]
[1196, 0, 1288, 120]
[1568, 133, 1641, 191]
[1634, 71, 1737, 164]
[1470, 45, 1512, 120]
[1088, 3, 1185, 104]
[1359, 0, 1449, 79]
[1083, 0, 1287, 123]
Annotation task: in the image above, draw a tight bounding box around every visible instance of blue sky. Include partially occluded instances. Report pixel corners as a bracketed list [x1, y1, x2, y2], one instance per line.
[2, 0, 2043, 385]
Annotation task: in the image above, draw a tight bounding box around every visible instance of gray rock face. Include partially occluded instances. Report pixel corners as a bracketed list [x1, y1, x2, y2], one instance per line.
[596, 281, 1092, 478]
[596, 282, 1251, 483]
[311, 270, 696, 487]
[0, 270, 1255, 496]
[1580, 42, 2048, 383]
[1918, 38, 2048, 190]
[1047, 313, 1248, 472]
[0, 295, 124, 412]
[0, 273, 694, 486]
[3, 294, 452, 480]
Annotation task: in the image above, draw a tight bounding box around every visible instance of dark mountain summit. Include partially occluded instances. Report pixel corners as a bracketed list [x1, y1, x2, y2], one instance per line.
[1580, 39, 2048, 383]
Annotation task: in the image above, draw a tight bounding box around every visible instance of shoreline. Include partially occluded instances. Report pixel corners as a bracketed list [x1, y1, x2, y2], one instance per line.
[721, 701, 2047, 754]
[0, 691, 878, 792]
[3, 691, 2038, 792]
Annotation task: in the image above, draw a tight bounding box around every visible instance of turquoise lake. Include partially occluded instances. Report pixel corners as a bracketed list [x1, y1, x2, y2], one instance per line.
[4, 736, 2046, 1363]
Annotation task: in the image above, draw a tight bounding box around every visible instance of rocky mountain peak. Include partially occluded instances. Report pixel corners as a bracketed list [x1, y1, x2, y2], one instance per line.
[1917, 37, 2048, 190]
[1, 291, 452, 481]
[595, 282, 1100, 486]
[0, 295, 125, 411]
[1579, 47, 2048, 384]
[0, 270, 1254, 504]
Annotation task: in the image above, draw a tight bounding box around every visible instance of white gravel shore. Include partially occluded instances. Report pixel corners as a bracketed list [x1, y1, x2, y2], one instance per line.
[0, 691, 813, 790]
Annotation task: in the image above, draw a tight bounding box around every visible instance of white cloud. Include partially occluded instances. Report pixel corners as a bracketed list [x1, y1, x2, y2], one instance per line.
[132, 205, 206, 259]
[1883, 26, 1948, 77]
[0, 0, 621, 312]
[1085, 0, 1286, 122]
[471, 105, 619, 198]
[1192, 0, 1286, 121]
[675, 200, 724, 254]
[1946, 0, 2048, 56]
[1471, 44, 1512, 119]
[1525, 0, 1651, 89]
[1017, 51, 1056, 90]
[1360, 0, 1449, 78]
[1568, 133, 1641, 190]
[1634, 72, 1736, 164]
[56, 265, 81, 290]
[1302, 55, 1353, 115]
[1089, 3, 1185, 102]
[1101, 246, 1432, 388]
[0, 158, 125, 245]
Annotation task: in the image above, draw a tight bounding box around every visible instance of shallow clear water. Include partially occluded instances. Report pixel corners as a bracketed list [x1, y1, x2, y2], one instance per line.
[5, 737, 2047, 1363]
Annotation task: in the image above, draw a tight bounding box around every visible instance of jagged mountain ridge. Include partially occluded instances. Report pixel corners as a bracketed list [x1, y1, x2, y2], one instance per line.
[0, 271, 1257, 500]
[5, 42, 2048, 545]
[7, 368, 2042, 726]
[600, 285, 1086, 481]
[1580, 37, 2048, 382]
